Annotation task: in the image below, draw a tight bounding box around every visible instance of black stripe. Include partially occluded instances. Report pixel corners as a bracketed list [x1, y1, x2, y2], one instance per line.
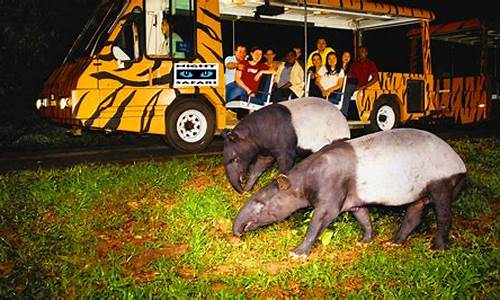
[211, 87, 225, 104]
[137, 60, 162, 76]
[91, 71, 170, 86]
[196, 22, 222, 42]
[72, 91, 90, 118]
[84, 86, 123, 127]
[103, 90, 137, 130]
[200, 7, 220, 23]
[140, 90, 162, 133]
[202, 43, 223, 63]
[98, 53, 115, 61]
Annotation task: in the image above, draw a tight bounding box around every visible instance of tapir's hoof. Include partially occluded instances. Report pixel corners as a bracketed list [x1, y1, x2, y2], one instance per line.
[383, 241, 402, 248]
[430, 240, 449, 250]
[356, 241, 369, 247]
[289, 251, 308, 260]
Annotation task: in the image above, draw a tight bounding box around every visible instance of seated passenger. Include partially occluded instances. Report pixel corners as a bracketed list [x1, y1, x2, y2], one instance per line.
[339, 50, 353, 116]
[347, 46, 379, 90]
[306, 38, 335, 70]
[307, 53, 323, 98]
[225, 44, 247, 97]
[272, 50, 304, 102]
[226, 46, 270, 104]
[264, 48, 280, 73]
[317, 52, 345, 104]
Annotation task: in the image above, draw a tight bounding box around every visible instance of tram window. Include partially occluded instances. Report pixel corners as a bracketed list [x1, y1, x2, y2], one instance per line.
[145, 0, 194, 59]
[171, 0, 195, 59]
[114, 11, 142, 64]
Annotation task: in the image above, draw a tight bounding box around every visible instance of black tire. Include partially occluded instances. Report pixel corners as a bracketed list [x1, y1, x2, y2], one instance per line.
[369, 97, 401, 132]
[164, 99, 215, 153]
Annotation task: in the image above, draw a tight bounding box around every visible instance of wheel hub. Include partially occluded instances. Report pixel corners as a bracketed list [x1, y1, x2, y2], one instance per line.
[376, 105, 396, 131]
[176, 109, 208, 143]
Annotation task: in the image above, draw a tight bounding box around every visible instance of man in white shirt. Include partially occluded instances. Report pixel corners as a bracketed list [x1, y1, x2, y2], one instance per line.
[272, 50, 304, 102]
[224, 45, 247, 101]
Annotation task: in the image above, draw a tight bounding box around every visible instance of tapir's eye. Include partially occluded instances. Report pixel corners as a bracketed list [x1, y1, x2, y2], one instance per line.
[179, 71, 193, 78]
[200, 71, 213, 78]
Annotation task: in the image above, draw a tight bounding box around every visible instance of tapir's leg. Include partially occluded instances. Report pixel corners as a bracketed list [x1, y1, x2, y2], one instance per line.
[393, 199, 428, 244]
[351, 207, 373, 242]
[243, 155, 275, 192]
[292, 206, 340, 257]
[429, 183, 454, 249]
[276, 149, 296, 174]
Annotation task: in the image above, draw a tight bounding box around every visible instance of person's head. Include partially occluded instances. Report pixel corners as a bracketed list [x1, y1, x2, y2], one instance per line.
[358, 46, 368, 61]
[264, 48, 276, 63]
[293, 47, 302, 58]
[325, 52, 338, 74]
[316, 38, 327, 52]
[284, 50, 297, 65]
[234, 44, 247, 61]
[342, 51, 351, 66]
[161, 18, 170, 36]
[250, 46, 263, 63]
[311, 53, 322, 68]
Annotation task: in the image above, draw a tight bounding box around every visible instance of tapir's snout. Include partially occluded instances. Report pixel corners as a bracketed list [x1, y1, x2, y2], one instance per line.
[233, 205, 256, 236]
[233, 220, 255, 237]
[225, 163, 245, 194]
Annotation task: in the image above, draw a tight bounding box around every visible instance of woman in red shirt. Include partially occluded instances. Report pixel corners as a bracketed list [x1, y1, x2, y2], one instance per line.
[226, 46, 270, 103]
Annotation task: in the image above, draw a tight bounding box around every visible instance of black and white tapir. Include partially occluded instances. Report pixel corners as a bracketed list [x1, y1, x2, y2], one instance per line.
[223, 97, 350, 193]
[233, 128, 467, 258]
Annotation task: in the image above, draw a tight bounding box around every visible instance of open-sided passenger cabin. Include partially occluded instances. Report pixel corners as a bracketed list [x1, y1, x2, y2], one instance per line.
[221, 1, 492, 131]
[221, 0, 437, 130]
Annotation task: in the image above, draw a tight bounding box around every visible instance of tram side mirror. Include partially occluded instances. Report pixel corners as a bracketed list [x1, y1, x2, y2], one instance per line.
[112, 46, 131, 69]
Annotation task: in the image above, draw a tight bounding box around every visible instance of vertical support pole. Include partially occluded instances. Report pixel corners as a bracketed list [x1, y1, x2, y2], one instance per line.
[304, 0, 308, 94]
[421, 20, 432, 75]
[232, 19, 236, 52]
[353, 29, 358, 61]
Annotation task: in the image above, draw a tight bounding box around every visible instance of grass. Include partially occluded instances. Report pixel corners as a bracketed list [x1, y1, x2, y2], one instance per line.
[0, 137, 499, 298]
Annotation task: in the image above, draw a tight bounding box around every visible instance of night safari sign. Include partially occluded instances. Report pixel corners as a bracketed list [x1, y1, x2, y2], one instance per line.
[173, 63, 218, 88]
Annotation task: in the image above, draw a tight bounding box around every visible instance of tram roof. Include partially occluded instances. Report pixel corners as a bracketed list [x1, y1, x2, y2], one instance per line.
[220, 0, 434, 30]
[407, 18, 500, 48]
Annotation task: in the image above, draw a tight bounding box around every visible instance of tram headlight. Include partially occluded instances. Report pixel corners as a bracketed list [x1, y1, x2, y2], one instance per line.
[59, 97, 73, 109]
[60, 98, 68, 109]
[36, 99, 42, 110]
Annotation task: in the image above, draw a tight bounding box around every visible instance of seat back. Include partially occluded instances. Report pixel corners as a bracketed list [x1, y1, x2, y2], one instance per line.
[333, 76, 348, 109]
[251, 73, 274, 105]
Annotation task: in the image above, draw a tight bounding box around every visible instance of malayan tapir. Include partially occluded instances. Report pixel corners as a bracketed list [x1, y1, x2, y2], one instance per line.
[223, 97, 350, 193]
[233, 128, 467, 258]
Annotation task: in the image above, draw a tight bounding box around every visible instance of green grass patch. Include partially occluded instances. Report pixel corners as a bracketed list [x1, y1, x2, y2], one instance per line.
[0, 138, 499, 298]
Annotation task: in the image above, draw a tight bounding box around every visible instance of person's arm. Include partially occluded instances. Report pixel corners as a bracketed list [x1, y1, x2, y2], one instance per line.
[235, 69, 253, 96]
[363, 62, 379, 89]
[289, 63, 304, 90]
[365, 71, 379, 88]
[225, 56, 238, 70]
[327, 76, 344, 94]
[254, 69, 276, 81]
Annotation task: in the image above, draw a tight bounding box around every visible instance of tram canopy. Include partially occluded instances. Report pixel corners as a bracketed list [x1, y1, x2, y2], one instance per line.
[220, 0, 434, 30]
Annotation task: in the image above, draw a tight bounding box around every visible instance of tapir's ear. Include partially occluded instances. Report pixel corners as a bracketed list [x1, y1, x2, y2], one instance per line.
[276, 174, 291, 191]
[222, 129, 238, 142]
